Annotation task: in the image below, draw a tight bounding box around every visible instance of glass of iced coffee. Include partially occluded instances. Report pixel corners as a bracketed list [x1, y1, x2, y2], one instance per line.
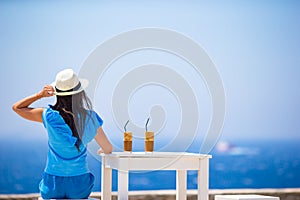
[123, 120, 132, 152]
[144, 117, 154, 152]
[145, 131, 154, 152]
[123, 132, 132, 152]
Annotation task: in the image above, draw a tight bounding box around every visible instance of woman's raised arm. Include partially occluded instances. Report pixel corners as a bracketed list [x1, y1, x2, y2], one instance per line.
[12, 85, 54, 123]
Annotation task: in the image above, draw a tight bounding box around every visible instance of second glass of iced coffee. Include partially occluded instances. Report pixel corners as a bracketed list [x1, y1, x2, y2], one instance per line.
[145, 131, 154, 152]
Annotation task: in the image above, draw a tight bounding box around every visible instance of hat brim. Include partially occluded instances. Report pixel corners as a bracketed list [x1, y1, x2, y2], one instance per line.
[51, 79, 89, 96]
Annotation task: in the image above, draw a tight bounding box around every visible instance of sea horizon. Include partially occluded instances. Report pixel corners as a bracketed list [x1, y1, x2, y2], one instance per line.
[1, 136, 300, 194]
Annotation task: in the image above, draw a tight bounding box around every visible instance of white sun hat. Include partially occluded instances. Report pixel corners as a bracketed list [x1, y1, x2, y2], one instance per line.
[51, 69, 89, 96]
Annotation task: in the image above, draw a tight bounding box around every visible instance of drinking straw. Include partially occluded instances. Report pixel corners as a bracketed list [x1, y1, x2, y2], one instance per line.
[145, 117, 150, 132]
[124, 120, 129, 132]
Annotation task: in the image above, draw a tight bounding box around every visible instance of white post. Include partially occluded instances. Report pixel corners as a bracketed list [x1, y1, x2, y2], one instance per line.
[176, 170, 187, 200]
[118, 170, 129, 200]
[198, 157, 209, 200]
[101, 159, 112, 200]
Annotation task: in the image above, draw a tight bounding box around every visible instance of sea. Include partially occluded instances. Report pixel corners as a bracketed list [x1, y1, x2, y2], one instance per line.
[0, 137, 300, 194]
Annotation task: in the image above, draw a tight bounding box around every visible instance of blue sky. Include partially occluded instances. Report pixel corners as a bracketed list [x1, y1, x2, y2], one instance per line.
[1, 1, 300, 144]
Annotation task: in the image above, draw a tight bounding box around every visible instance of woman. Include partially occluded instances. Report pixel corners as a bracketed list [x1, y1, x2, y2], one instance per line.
[12, 69, 112, 199]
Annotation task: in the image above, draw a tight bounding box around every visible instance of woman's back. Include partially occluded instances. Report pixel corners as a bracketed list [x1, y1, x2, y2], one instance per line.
[42, 106, 103, 176]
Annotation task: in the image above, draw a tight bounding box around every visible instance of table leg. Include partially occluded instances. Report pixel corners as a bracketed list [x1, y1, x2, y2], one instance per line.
[118, 170, 129, 200]
[198, 158, 209, 200]
[101, 162, 112, 200]
[176, 170, 187, 200]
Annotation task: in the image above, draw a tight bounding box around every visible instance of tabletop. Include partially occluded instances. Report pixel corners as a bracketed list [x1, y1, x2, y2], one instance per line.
[102, 151, 212, 158]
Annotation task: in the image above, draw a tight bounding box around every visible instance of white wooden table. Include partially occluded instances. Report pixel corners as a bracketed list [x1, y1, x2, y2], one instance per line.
[100, 152, 212, 200]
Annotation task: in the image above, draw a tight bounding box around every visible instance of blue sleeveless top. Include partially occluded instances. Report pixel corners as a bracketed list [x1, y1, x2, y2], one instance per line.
[42, 106, 103, 176]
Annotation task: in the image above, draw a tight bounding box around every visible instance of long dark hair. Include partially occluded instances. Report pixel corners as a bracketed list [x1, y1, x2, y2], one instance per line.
[52, 91, 93, 152]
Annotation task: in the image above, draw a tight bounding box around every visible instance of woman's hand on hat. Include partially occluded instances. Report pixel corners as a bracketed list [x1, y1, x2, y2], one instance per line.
[36, 85, 55, 99]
